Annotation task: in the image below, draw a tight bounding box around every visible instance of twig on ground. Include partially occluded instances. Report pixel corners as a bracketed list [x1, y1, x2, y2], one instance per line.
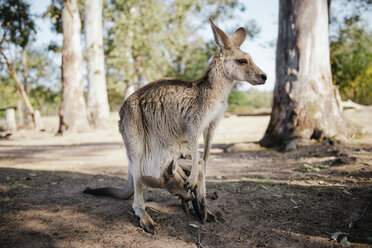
[348, 205, 368, 228]
[196, 227, 204, 248]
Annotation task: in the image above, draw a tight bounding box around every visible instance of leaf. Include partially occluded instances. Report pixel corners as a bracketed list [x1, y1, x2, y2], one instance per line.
[189, 224, 199, 229]
[260, 185, 271, 191]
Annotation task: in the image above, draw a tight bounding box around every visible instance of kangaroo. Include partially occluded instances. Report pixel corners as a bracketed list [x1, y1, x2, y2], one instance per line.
[84, 19, 266, 234]
[84, 159, 194, 203]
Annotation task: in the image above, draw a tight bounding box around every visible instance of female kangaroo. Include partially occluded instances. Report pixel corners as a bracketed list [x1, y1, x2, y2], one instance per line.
[84, 19, 266, 234]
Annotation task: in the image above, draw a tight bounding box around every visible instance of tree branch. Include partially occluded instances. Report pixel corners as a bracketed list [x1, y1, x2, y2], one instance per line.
[0, 46, 36, 125]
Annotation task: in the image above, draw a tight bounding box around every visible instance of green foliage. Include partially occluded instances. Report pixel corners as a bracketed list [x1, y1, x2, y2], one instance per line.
[105, 0, 174, 90]
[0, 80, 60, 116]
[43, 0, 64, 34]
[330, 20, 372, 105]
[26, 49, 60, 89]
[166, 41, 217, 80]
[0, 0, 36, 48]
[29, 86, 60, 115]
[228, 91, 247, 106]
[0, 48, 60, 115]
[227, 89, 272, 114]
[0, 79, 18, 109]
[106, 86, 124, 111]
[104, 0, 258, 110]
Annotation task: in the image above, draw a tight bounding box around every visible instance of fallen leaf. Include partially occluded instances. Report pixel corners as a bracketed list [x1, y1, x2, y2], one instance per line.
[189, 224, 199, 229]
[342, 188, 352, 195]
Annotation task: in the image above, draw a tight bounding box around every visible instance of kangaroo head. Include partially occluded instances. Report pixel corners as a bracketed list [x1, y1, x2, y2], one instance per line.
[210, 19, 267, 85]
[163, 160, 194, 201]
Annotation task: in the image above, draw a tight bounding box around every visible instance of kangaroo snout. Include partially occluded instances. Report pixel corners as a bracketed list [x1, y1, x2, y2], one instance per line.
[260, 73, 267, 82]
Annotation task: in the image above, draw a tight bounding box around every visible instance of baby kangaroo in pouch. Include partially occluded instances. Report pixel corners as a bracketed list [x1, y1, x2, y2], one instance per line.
[84, 18, 266, 234]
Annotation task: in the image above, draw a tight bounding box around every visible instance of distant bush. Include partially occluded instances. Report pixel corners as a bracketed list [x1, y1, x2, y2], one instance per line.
[330, 21, 372, 105]
[29, 86, 60, 115]
[227, 89, 272, 114]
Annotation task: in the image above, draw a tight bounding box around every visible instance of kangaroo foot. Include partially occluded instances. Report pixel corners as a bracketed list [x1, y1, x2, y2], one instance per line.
[139, 214, 157, 235]
[192, 190, 208, 223]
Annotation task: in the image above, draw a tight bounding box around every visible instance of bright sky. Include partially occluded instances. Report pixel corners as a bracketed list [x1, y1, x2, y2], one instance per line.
[30, 0, 279, 91]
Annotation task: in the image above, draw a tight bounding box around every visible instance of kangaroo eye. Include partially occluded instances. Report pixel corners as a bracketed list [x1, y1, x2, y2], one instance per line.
[236, 59, 248, 65]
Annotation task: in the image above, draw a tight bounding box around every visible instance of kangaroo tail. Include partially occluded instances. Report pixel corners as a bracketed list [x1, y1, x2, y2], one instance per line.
[83, 174, 134, 200]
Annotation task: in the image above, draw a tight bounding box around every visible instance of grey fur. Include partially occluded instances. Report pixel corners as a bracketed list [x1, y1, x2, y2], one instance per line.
[87, 19, 266, 234]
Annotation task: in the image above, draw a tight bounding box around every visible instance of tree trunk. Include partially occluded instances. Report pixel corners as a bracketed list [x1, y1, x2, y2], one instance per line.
[260, 0, 359, 151]
[21, 48, 33, 127]
[58, 0, 89, 134]
[85, 0, 110, 128]
[6, 108, 17, 131]
[22, 48, 29, 94]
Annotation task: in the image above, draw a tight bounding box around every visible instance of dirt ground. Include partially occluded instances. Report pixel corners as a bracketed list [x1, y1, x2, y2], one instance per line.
[0, 110, 371, 248]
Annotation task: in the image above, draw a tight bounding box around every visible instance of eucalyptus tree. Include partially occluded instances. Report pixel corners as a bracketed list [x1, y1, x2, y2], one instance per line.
[260, 0, 359, 151]
[58, 0, 89, 133]
[85, 0, 110, 128]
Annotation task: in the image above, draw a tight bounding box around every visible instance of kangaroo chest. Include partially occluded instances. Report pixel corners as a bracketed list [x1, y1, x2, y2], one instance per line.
[200, 99, 227, 131]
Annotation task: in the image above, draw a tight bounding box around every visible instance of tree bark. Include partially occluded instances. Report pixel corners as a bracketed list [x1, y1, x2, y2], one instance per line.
[21, 48, 32, 127]
[58, 0, 89, 134]
[260, 0, 359, 151]
[85, 0, 110, 128]
[22, 48, 29, 94]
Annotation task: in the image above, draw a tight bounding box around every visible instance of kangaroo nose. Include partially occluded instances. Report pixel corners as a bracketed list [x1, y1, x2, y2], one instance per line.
[260, 74, 267, 82]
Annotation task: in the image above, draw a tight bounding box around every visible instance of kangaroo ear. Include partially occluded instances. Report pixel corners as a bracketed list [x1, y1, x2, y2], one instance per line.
[231, 27, 246, 48]
[209, 18, 231, 49]
[165, 160, 176, 177]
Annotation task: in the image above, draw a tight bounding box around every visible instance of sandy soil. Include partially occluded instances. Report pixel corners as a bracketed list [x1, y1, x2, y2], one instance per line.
[0, 110, 371, 248]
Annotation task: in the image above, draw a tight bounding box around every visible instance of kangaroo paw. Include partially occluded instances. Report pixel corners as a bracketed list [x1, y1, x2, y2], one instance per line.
[181, 198, 190, 215]
[184, 177, 197, 191]
[140, 215, 157, 235]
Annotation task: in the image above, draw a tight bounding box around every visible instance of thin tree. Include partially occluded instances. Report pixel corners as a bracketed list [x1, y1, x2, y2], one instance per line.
[85, 0, 110, 128]
[260, 0, 359, 151]
[58, 0, 89, 133]
[0, 0, 36, 126]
